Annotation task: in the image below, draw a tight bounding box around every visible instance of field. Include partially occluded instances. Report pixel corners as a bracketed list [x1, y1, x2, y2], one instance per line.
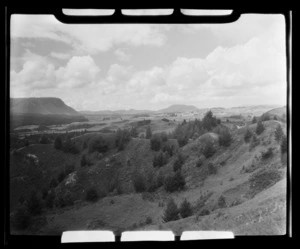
[9, 107, 288, 236]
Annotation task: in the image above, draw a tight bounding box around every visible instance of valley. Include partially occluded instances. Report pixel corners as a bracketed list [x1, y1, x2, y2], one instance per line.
[9, 99, 288, 236]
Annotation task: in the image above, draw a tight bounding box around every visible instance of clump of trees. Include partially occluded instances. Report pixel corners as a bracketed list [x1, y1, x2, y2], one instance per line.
[153, 151, 169, 168]
[54, 136, 63, 150]
[173, 153, 185, 172]
[261, 147, 274, 160]
[115, 128, 131, 151]
[274, 125, 284, 143]
[85, 187, 99, 202]
[217, 127, 233, 147]
[150, 134, 162, 151]
[164, 171, 185, 192]
[146, 126, 152, 139]
[218, 195, 227, 208]
[179, 199, 193, 218]
[207, 162, 217, 175]
[281, 135, 287, 154]
[89, 135, 109, 153]
[132, 171, 147, 193]
[202, 139, 216, 158]
[256, 120, 265, 135]
[39, 134, 51, 144]
[162, 198, 179, 222]
[244, 128, 253, 143]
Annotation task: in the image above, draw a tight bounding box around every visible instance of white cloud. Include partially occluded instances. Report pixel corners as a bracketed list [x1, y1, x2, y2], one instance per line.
[11, 15, 168, 54]
[114, 49, 131, 61]
[50, 52, 71, 60]
[55, 56, 100, 88]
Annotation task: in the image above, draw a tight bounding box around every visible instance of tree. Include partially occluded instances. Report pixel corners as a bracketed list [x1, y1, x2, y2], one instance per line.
[252, 116, 257, 124]
[207, 162, 217, 175]
[146, 126, 152, 139]
[177, 136, 188, 147]
[130, 126, 138, 138]
[202, 140, 216, 158]
[27, 191, 43, 215]
[12, 204, 31, 230]
[49, 178, 58, 189]
[163, 198, 179, 222]
[244, 128, 253, 143]
[218, 195, 226, 208]
[132, 172, 146, 193]
[281, 135, 287, 154]
[179, 199, 193, 218]
[218, 128, 232, 147]
[274, 125, 284, 143]
[202, 111, 218, 131]
[54, 136, 63, 150]
[45, 191, 56, 209]
[89, 136, 109, 153]
[256, 121, 265, 135]
[39, 134, 51, 144]
[173, 153, 185, 172]
[81, 154, 87, 167]
[86, 187, 99, 202]
[164, 171, 185, 192]
[150, 134, 162, 151]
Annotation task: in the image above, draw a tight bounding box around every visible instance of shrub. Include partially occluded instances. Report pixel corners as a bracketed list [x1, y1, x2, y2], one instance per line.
[162, 144, 174, 157]
[156, 173, 165, 188]
[150, 134, 162, 151]
[173, 153, 185, 172]
[218, 128, 233, 147]
[202, 140, 216, 158]
[196, 158, 204, 168]
[27, 191, 43, 215]
[62, 139, 80, 154]
[256, 121, 265, 135]
[218, 195, 226, 208]
[12, 204, 31, 230]
[179, 199, 193, 218]
[89, 136, 108, 153]
[244, 128, 253, 143]
[81, 154, 87, 167]
[207, 162, 217, 175]
[252, 116, 257, 124]
[198, 209, 210, 216]
[130, 127, 138, 138]
[162, 198, 179, 222]
[261, 147, 274, 160]
[249, 168, 282, 196]
[249, 134, 260, 150]
[164, 171, 185, 192]
[49, 178, 58, 189]
[39, 134, 51, 144]
[160, 132, 168, 142]
[281, 135, 287, 154]
[275, 125, 284, 143]
[54, 136, 63, 150]
[153, 152, 169, 168]
[57, 171, 66, 183]
[86, 188, 99, 202]
[177, 136, 188, 147]
[146, 126, 152, 139]
[115, 129, 131, 151]
[132, 172, 146, 193]
[145, 216, 152, 225]
[45, 191, 55, 209]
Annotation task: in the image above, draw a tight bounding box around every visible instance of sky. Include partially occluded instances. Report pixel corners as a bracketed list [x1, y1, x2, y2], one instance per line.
[10, 12, 287, 111]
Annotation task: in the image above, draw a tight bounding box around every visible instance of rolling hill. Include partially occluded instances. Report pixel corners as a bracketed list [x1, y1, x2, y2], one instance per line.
[157, 104, 200, 113]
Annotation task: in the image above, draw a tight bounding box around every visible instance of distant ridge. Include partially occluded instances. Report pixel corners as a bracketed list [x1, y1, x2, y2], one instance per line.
[10, 97, 88, 128]
[10, 97, 80, 116]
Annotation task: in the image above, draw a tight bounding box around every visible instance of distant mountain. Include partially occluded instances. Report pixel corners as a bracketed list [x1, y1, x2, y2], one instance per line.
[10, 97, 88, 128]
[80, 109, 154, 115]
[157, 104, 200, 113]
[10, 97, 81, 116]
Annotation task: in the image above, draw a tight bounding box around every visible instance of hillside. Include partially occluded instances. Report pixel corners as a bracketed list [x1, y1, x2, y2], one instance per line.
[10, 98, 88, 128]
[10, 115, 287, 235]
[264, 106, 286, 120]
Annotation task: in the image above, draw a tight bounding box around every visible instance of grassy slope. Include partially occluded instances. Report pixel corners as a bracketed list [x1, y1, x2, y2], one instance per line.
[12, 120, 287, 235]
